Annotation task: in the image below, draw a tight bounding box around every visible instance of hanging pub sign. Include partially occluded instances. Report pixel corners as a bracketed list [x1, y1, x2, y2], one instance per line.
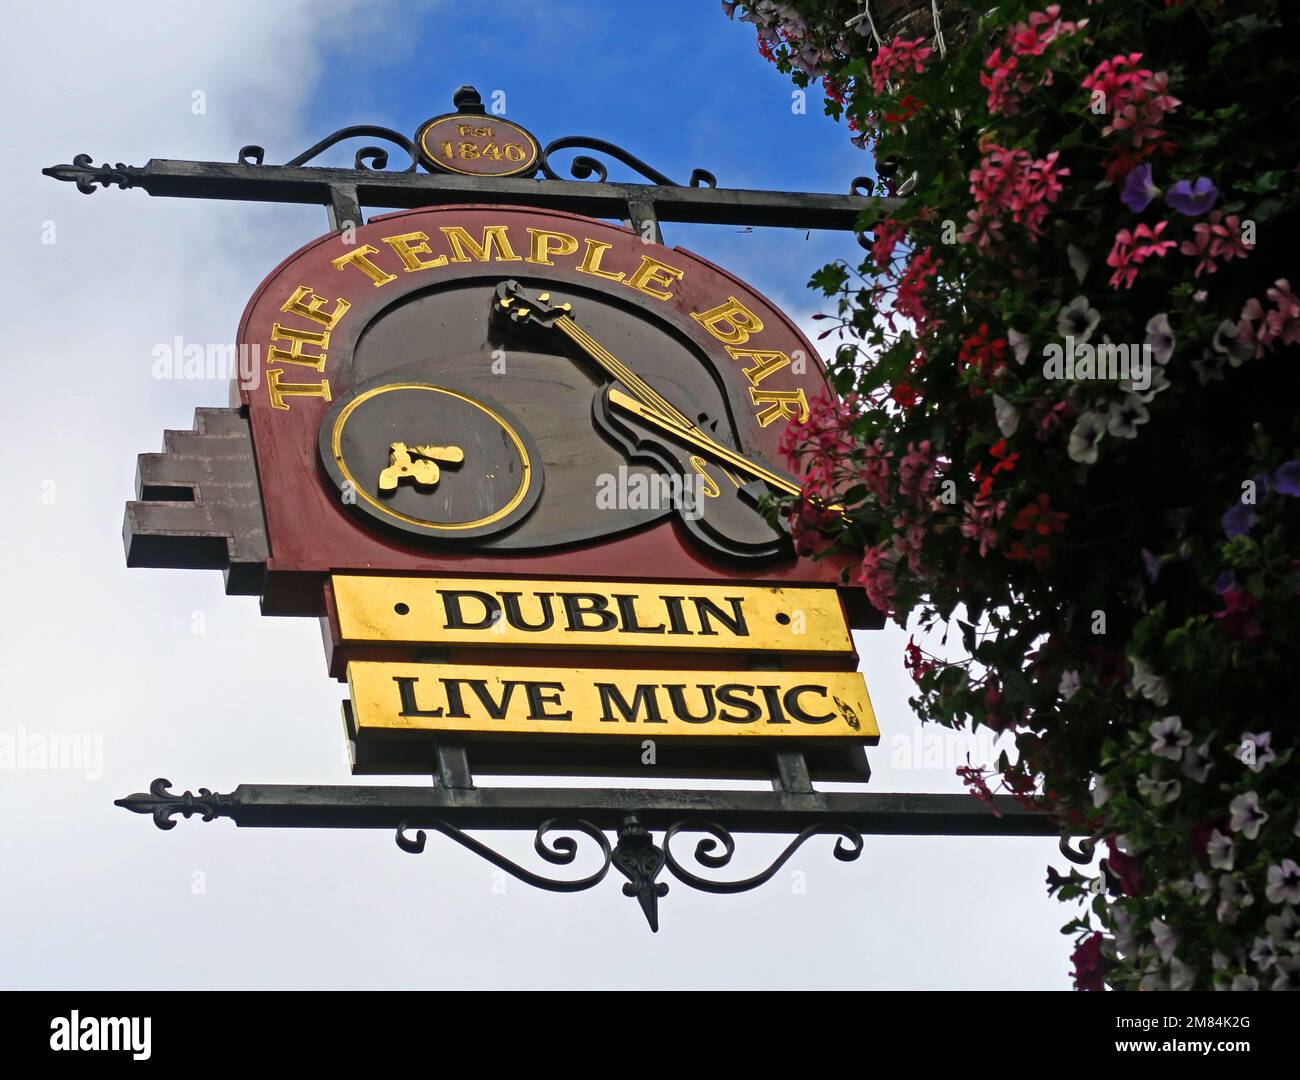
[124, 196, 881, 778]
[51, 85, 1054, 931]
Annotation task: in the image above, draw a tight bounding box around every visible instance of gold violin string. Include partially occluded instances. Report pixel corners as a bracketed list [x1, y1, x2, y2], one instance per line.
[556, 319, 692, 429]
[552, 311, 821, 505]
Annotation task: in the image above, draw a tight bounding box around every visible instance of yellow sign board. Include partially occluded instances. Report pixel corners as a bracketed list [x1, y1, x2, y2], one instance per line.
[331, 575, 853, 654]
[347, 661, 878, 741]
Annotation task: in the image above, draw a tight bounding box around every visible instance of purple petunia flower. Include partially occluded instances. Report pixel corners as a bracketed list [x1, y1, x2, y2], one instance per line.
[1121, 164, 1160, 213]
[1213, 570, 1236, 594]
[1142, 549, 1161, 583]
[1166, 177, 1218, 217]
[1222, 501, 1255, 539]
[1276, 460, 1300, 497]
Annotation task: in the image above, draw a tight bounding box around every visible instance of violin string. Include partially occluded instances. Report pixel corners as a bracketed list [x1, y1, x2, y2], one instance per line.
[553, 313, 807, 500]
[556, 319, 692, 429]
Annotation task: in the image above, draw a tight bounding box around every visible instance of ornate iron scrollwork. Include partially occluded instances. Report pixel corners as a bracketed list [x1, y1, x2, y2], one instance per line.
[41, 154, 140, 194]
[663, 821, 864, 894]
[612, 818, 669, 931]
[539, 136, 716, 188]
[112, 781, 874, 929]
[395, 817, 613, 892]
[114, 778, 234, 830]
[1059, 835, 1098, 865]
[239, 125, 418, 172]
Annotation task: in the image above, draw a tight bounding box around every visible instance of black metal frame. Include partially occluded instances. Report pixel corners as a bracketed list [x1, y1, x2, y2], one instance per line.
[49, 86, 1071, 931]
[116, 774, 1072, 931]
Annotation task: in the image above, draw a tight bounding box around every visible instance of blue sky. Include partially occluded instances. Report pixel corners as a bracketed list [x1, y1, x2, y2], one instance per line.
[297, 0, 869, 317]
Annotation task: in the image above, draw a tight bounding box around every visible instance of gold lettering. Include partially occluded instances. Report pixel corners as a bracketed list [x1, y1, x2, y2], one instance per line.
[749, 387, 809, 427]
[281, 285, 351, 329]
[726, 346, 791, 386]
[576, 238, 625, 283]
[525, 228, 579, 266]
[267, 369, 332, 411]
[439, 225, 522, 264]
[381, 231, 448, 271]
[691, 297, 765, 345]
[268, 324, 329, 371]
[624, 255, 685, 301]
[332, 245, 397, 287]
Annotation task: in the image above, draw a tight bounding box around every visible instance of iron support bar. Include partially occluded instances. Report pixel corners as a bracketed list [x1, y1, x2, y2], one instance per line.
[117, 780, 1058, 835]
[45, 157, 898, 231]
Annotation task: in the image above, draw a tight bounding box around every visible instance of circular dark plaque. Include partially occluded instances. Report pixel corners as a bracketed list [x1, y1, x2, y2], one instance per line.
[319, 376, 543, 541]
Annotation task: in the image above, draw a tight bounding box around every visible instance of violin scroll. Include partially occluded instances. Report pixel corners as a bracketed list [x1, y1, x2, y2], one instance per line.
[493, 279, 573, 327]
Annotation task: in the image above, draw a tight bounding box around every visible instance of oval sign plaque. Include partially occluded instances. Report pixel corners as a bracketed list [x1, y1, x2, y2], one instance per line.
[416, 112, 539, 177]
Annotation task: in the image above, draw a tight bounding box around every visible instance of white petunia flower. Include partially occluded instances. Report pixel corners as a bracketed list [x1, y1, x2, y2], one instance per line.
[1007, 327, 1031, 365]
[1137, 774, 1181, 805]
[1107, 393, 1150, 438]
[1250, 936, 1279, 972]
[1150, 715, 1192, 760]
[1059, 669, 1081, 701]
[1217, 874, 1254, 925]
[1169, 957, 1195, 991]
[1264, 905, 1298, 943]
[1150, 918, 1179, 963]
[1231, 974, 1260, 991]
[1234, 731, 1276, 773]
[1057, 295, 1101, 343]
[1229, 791, 1269, 840]
[1193, 871, 1215, 897]
[1212, 318, 1254, 366]
[991, 392, 1020, 437]
[1067, 243, 1090, 284]
[1271, 957, 1300, 991]
[1181, 742, 1213, 783]
[1130, 656, 1170, 707]
[1207, 829, 1235, 871]
[1068, 411, 1106, 464]
[1144, 313, 1176, 365]
[1266, 859, 1300, 906]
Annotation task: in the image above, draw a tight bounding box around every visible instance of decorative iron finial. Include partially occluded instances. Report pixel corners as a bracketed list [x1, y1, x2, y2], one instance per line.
[452, 85, 486, 114]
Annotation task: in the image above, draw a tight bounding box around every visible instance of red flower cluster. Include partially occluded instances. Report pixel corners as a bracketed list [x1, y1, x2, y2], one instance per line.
[881, 94, 923, 127]
[1239, 279, 1300, 356]
[779, 390, 862, 556]
[1082, 53, 1180, 180]
[903, 636, 939, 684]
[1106, 220, 1176, 289]
[869, 216, 907, 270]
[957, 323, 1010, 385]
[981, 5, 1087, 116]
[1070, 932, 1107, 991]
[869, 35, 933, 95]
[1214, 589, 1263, 641]
[859, 542, 898, 615]
[891, 246, 941, 331]
[959, 146, 1069, 246]
[1180, 211, 1252, 278]
[1008, 493, 1068, 568]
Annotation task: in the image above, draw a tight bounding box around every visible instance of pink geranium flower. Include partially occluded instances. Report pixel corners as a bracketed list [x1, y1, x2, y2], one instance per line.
[1107, 221, 1175, 288]
[870, 35, 932, 93]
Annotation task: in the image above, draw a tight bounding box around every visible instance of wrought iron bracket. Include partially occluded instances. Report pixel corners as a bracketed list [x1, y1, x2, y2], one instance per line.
[116, 779, 1064, 931]
[43, 87, 899, 234]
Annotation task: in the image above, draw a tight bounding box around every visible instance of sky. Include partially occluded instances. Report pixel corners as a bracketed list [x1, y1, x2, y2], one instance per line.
[2, 0, 1073, 989]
